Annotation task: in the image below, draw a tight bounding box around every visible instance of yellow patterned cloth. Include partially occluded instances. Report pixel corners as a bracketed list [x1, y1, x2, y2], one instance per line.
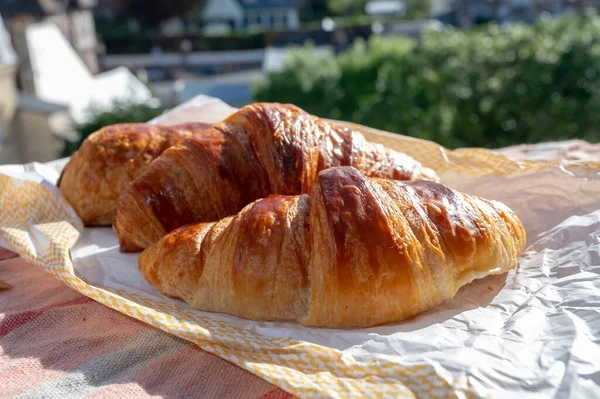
[1, 127, 599, 399]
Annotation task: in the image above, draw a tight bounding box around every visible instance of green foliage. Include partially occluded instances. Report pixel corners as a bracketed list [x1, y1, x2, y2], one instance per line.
[300, 0, 330, 22]
[327, 0, 429, 18]
[405, 0, 430, 19]
[254, 13, 600, 148]
[328, 0, 368, 16]
[62, 103, 167, 156]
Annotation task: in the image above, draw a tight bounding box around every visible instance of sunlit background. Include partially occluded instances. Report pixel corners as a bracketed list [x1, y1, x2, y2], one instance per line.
[0, 0, 598, 164]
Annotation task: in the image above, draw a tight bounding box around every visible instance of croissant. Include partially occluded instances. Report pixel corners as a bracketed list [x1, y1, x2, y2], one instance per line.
[59, 122, 210, 226]
[114, 102, 439, 251]
[139, 166, 525, 328]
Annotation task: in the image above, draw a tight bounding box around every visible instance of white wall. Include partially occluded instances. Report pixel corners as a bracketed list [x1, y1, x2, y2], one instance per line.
[202, 0, 244, 21]
[287, 9, 299, 30]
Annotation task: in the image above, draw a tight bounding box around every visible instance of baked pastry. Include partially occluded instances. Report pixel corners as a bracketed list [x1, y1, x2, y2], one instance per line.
[139, 166, 525, 328]
[114, 102, 439, 251]
[59, 122, 210, 226]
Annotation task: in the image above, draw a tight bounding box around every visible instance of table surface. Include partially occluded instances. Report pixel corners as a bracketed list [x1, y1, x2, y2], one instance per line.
[0, 249, 293, 399]
[1, 141, 598, 399]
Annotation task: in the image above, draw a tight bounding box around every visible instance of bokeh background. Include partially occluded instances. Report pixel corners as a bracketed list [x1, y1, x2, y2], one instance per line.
[0, 0, 598, 163]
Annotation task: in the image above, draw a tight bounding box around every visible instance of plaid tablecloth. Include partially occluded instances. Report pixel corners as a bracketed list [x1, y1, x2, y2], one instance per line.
[1, 140, 598, 399]
[0, 247, 293, 399]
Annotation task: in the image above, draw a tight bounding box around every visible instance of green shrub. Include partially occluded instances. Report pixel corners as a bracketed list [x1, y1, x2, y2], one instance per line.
[254, 13, 600, 148]
[62, 102, 166, 156]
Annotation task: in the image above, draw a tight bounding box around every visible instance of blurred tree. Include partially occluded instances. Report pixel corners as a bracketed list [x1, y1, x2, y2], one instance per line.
[98, 0, 208, 29]
[405, 0, 430, 18]
[328, 0, 430, 18]
[299, 0, 330, 21]
[62, 103, 166, 156]
[255, 12, 600, 149]
[328, 0, 369, 16]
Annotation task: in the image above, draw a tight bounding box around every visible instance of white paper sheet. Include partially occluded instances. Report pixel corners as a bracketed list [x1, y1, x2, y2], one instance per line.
[2, 95, 600, 398]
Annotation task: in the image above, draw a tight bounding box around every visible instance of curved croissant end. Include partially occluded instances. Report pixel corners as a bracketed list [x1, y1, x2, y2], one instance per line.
[59, 122, 210, 226]
[139, 166, 525, 328]
[116, 103, 439, 252]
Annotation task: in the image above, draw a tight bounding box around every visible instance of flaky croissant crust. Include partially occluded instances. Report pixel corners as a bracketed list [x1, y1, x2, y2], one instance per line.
[115, 103, 439, 251]
[59, 122, 210, 226]
[139, 166, 525, 328]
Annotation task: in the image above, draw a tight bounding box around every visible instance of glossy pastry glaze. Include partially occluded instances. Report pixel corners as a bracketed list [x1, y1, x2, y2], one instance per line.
[59, 122, 210, 226]
[115, 103, 439, 251]
[138, 166, 525, 328]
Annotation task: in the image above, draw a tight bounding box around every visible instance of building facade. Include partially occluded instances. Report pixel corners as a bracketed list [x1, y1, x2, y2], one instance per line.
[1, 0, 98, 77]
[202, 0, 300, 34]
[0, 13, 72, 164]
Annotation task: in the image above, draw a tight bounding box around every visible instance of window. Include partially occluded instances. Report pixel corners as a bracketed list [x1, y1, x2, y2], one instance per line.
[272, 10, 287, 29]
[282, 12, 289, 27]
[244, 12, 262, 30]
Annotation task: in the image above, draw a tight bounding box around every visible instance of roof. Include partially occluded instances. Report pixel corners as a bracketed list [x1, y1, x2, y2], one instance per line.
[238, 0, 297, 10]
[0, 14, 17, 66]
[26, 21, 154, 124]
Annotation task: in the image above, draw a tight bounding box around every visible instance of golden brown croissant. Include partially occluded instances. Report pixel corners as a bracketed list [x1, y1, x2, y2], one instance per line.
[114, 103, 439, 251]
[139, 166, 525, 328]
[58, 122, 210, 226]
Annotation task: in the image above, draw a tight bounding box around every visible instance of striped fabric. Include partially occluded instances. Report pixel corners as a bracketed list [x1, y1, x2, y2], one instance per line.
[0, 249, 294, 399]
